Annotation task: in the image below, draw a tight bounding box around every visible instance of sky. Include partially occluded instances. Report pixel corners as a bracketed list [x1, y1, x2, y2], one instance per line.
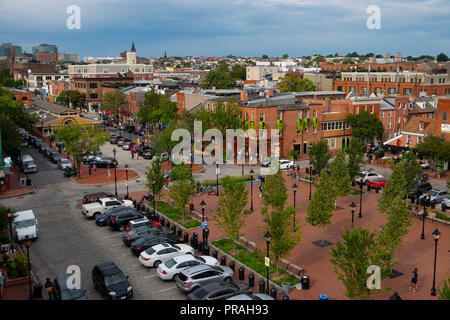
[0, 0, 449, 59]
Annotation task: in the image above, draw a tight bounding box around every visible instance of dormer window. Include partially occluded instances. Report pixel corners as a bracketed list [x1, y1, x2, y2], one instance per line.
[419, 122, 424, 131]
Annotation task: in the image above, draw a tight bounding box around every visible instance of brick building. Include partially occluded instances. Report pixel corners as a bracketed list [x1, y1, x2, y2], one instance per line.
[437, 98, 450, 142]
[72, 77, 134, 107]
[5, 87, 32, 107]
[321, 61, 419, 72]
[35, 51, 58, 64]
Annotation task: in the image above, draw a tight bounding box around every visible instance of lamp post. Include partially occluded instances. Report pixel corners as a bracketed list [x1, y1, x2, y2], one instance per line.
[308, 161, 312, 200]
[216, 163, 219, 196]
[264, 231, 272, 294]
[249, 169, 255, 211]
[430, 228, 441, 296]
[200, 200, 206, 223]
[7, 209, 13, 242]
[151, 178, 156, 211]
[48, 125, 52, 147]
[350, 202, 356, 228]
[113, 148, 117, 197]
[24, 236, 32, 300]
[421, 207, 428, 239]
[358, 180, 363, 218]
[292, 183, 297, 227]
[124, 164, 129, 199]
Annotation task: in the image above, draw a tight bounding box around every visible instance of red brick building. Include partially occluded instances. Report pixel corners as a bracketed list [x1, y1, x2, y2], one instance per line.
[437, 98, 450, 142]
[35, 51, 58, 64]
[321, 61, 419, 72]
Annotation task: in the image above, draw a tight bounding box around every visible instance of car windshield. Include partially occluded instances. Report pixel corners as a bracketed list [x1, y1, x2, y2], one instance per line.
[194, 255, 206, 263]
[61, 159, 70, 164]
[104, 273, 127, 286]
[192, 288, 209, 299]
[429, 190, 438, 197]
[165, 258, 176, 269]
[61, 289, 84, 300]
[14, 219, 35, 228]
[145, 248, 156, 255]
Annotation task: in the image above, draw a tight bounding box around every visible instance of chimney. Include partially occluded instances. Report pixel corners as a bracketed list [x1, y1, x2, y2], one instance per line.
[240, 90, 248, 102]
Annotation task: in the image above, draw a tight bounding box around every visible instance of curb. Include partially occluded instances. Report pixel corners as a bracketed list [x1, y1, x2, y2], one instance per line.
[70, 172, 141, 186]
[0, 184, 36, 199]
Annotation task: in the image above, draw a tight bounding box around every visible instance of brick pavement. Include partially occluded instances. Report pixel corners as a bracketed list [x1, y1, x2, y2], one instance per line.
[127, 168, 449, 300]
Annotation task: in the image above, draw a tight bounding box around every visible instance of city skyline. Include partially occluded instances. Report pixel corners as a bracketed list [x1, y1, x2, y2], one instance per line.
[0, 0, 449, 58]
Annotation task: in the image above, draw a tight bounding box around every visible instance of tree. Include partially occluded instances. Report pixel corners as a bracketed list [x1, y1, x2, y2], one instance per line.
[282, 54, 289, 59]
[56, 90, 85, 109]
[262, 54, 269, 59]
[0, 87, 37, 129]
[436, 53, 448, 62]
[415, 135, 447, 170]
[144, 156, 165, 202]
[261, 169, 302, 276]
[230, 65, 246, 81]
[346, 111, 384, 143]
[102, 90, 125, 121]
[279, 73, 316, 93]
[56, 124, 109, 178]
[438, 277, 450, 300]
[202, 61, 234, 89]
[402, 151, 422, 192]
[346, 138, 365, 184]
[329, 227, 387, 300]
[306, 169, 336, 246]
[378, 162, 407, 214]
[0, 114, 23, 162]
[214, 176, 250, 253]
[329, 150, 352, 197]
[169, 163, 195, 222]
[309, 139, 332, 175]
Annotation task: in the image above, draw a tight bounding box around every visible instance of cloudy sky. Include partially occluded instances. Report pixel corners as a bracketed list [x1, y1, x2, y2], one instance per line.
[0, 0, 449, 58]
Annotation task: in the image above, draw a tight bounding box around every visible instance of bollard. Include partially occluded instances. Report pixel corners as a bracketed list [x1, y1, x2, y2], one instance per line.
[431, 202, 435, 209]
[183, 232, 189, 243]
[367, 184, 371, 191]
[220, 256, 227, 266]
[282, 295, 289, 300]
[212, 250, 218, 259]
[229, 261, 235, 273]
[238, 267, 245, 281]
[203, 245, 210, 256]
[190, 235, 198, 250]
[137, 202, 141, 211]
[171, 224, 177, 233]
[442, 204, 446, 212]
[375, 187, 379, 193]
[133, 200, 137, 207]
[160, 217, 165, 226]
[248, 273, 254, 287]
[197, 241, 203, 253]
[259, 279, 266, 294]
[177, 228, 182, 237]
[166, 221, 171, 228]
[270, 287, 277, 299]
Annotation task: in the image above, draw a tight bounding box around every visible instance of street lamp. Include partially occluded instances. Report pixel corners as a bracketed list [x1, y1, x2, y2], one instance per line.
[124, 164, 129, 199]
[200, 200, 206, 223]
[7, 208, 13, 242]
[113, 148, 117, 197]
[430, 228, 441, 296]
[264, 231, 272, 294]
[350, 202, 356, 228]
[358, 180, 363, 218]
[216, 163, 219, 196]
[24, 235, 32, 300]
[421, 207, 428, 239]
[292, 183, 297, 227]
[308, 161, 312, 200]
[249, 169, 255, 211]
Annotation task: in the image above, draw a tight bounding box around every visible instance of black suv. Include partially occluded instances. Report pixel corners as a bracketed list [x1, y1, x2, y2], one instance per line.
[408, 182, 433, 198]
[130, 234, 184, 256]
[92, 156, 118, 168]
[108, 211, 144, 231]
[122, 225, 175, 246]
[92, 262, 133, 300]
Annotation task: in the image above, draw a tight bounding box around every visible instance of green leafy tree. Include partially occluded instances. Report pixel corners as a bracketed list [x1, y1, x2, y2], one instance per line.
[414, 135, 448, 171]
[402, 151, 422, 192]
[169, 163, 195, 222]
[438, 277, 450, 300]
[262, 54, 269, 59]
[56, 124, 109, 178]
[306, 169, 336, 246]
[329, 227, 388, 300]
[346, 111, 384, 143]
[202, 61, 234, 89]
[214, 176, 250, 253]
[378, 162, 407, 214]
[346, 138, 365, 183]
[330, 150, 352, 197]
[282, 54, 289, 59]
[261, 169, 302, 275]
[144, 156, 165, 203]
[279, 73, 316, 92]
[436, 53, 448, 62]
[0, 113, 23, 162]
[0, 87, 37, 129]
[102, 90, 125, 121]
[230, 65, 246, 81]
[309, 139, 332, 175]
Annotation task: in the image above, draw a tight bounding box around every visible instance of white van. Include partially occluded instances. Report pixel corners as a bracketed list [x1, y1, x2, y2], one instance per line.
[13, 210, 38, 241]
[20, 154, 34, 168]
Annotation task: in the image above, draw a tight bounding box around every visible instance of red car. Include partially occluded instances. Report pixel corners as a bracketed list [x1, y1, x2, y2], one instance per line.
[367, 178, 386, 189]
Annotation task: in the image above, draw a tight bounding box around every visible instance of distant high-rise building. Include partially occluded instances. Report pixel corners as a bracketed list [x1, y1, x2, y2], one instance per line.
[0, 43, 22, 58]
[32, 43, 58, 57]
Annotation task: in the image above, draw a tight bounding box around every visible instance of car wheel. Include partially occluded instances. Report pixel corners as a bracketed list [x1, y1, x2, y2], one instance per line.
[172, 274, 179, 281]
[119, 225, 126, 232]
[224, 277, 232, 283]
[93, 212, 100, 219]
[154, 261, 161, 268]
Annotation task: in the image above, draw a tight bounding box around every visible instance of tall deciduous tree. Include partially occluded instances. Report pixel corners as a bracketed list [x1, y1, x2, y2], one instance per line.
[330, 150, 352, 197]
[202, 61, 234, 89]
[102, 90, 125, 121]
[438, 277, 450, 300]
[144, 156, 165, 201]
[346, 111, 384, 143]
[378, 162, 407, 214]
[169, 163, 195, 222]
[214, 176, 250, 253]
[346, 138, 365, 184]
[329, 227, 388, 300]
[309, 139, 332, 175]
[261, 168, 302, 275]
[306, 169, 336, 246]
[0, 114, 23, 162]
[402, 151, 422, 192]
[279, 73, 316, 93]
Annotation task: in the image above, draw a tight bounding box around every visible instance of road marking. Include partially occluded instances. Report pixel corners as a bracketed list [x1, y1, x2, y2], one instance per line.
[154, 286, 178, 294]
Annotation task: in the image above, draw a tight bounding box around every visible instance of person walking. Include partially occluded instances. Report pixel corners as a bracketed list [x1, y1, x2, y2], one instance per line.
[131, 150, 135, 160]
[165, 177, 170, 192]
[44, 278, 54, 300]
[93, 163, 96, 173]
[88, 165, 92, 176]
[0, 270, 4, 298]
[409, 268, 418, 293]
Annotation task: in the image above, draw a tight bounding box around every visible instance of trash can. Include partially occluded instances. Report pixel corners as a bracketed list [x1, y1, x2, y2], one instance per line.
[33, 283, 43, 298]
[19, 174, 27, 187]
[220, 256, 227, 266]
[442, 204, 446, 212]
[302, 275, 310, 290]
[248, 273, 254, 287]
[281, 282, 291, 295]
[238, 267, 245, 281]
[259, 279, 266, 294]
[282, 295, 290, 300]
[270, 287, 277, 299]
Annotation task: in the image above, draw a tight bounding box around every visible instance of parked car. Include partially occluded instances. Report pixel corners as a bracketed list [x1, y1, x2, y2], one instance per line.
[124, 217, 161, 232]
[175, 264, 234, 293]
[420, 161, 430, 169]
[50, 152, 63, 163]
[419, 189, 448, 205]
[81, 197, 134, 218]
[122, 141, 133, 150]
[138, 243, 194, 268]
[407, 182, 433, 198]
[107, 211, 144, 231]
[227, 293, 275, 300]
[123, 226, 174, 246]
[58, 158, 73, 170]
[355, 171, 384, 184]
[82, 192, 115, 204]
[441, 195, 450, 211]
[157, 254, 220, 281]
[187, 280, 251, 300]
[109, 135, 120, 144]
[367, 178, 386, 189]
[96, 207, 138, 227]
[92, 262, 133, 300]
[13, 209, 38, 241]
[52, 275, 88, 300]
[90, 156, 118, 168]
[137, 146, 152, 159]
[279, 159, 295, 170]
[20, 154, 34, 169]
[23, 161, 37, 173]
[43, 146, 53, 157]
[130, 234, 184, 256]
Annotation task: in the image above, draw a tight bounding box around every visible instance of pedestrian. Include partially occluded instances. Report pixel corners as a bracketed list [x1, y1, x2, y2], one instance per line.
[88, 165, 92, 175]
[437, 167, 441, 179]
[196, 181, 201, 194]
[107, 165, 111, 177]
[410, 268, 418, 293]
[0, 270, 4, 298]
[9, 243, 16, 254]
[44, 278, 54, 300]
[166, 177, 170, 192]
[259, 185, 262, 198]
[93, 163, 96, 172]
[131, 151, 135, 160]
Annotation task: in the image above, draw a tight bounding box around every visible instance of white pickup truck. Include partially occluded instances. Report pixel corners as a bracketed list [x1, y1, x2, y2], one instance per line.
[81, 197, 134, 218]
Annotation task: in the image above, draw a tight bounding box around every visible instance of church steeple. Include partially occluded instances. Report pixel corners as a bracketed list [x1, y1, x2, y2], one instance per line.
[164, 50, 167, 58]
[131, 42, 136, 53]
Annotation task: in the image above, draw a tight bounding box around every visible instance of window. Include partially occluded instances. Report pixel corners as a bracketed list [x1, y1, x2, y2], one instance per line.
[388, 121, 391, 129]
[277, 112, 281, 120]
[370, 105, 374, 113]
[388, 111, 391, 117]
[89, 83, 97, 89]
[330, 138, 336, 148]
[419, 122, 424, 130]
[381, 111, 384, 118]
[245, 112, 248, 121]
[304, 111, 308, 118]
[418, 136, 422, 144]
[313, 110, 317, 117]
[443, 112, 447, 122]
[404, 103, 407, 110]
[430, 78, 434, 84]
[251, 113, 254, 121]
[90, 93, 98, 99]
[259, 113, 264, 121]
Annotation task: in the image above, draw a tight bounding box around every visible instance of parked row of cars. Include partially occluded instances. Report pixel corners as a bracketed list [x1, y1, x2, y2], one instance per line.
[79, 193, 274, 300]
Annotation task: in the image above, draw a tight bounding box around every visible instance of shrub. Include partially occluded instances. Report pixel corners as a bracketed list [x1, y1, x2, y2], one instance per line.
[14, 253, 29, 277]
[6, 258, 19, 279]
[435, 212, 450, 222]
[156, 201, 201, 228]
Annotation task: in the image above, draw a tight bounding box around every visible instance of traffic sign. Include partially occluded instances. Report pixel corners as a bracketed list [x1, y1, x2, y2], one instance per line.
[265, 257, 270, 267]
[201, 221, 207, 229]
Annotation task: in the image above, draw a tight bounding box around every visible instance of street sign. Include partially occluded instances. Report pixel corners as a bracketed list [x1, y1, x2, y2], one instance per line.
[265, 257, 270, 267]
[201, 221, 207, 229]
[137, 138, 140, 144]
[216, 168, 220, 175]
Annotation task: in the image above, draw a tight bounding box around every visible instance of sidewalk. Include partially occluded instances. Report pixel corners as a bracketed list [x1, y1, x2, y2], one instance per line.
[0, 166, 34, 199]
